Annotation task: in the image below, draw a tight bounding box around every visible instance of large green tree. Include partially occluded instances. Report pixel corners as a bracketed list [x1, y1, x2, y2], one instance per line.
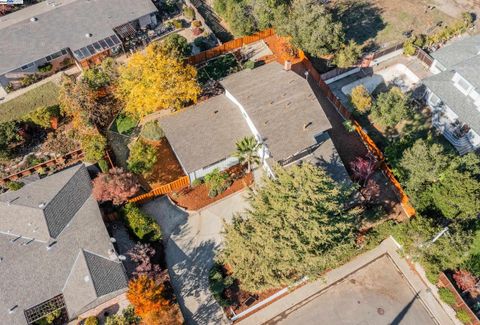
[276, 0, 344, 57]
[399, 139, 480, 221]
[221, 163, 359, 292]
[371, 87, 410, 127]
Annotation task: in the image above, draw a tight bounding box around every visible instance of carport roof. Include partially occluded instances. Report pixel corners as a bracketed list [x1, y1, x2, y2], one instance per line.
[159, 95, 251, 173]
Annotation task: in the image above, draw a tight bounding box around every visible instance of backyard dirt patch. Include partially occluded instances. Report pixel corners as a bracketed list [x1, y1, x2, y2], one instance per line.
[333, 0, 454, 47]
[169, 172, 253, 211]
[143, 138, 186, 188]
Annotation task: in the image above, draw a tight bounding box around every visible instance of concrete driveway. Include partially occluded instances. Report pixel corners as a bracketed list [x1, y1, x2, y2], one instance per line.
[142, 191, 249, 325]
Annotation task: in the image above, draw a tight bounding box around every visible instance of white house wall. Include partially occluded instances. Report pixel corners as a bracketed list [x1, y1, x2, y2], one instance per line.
[189, 156, 240, 181]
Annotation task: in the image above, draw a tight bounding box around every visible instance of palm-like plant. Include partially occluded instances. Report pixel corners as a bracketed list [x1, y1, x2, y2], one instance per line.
[234, 136, 260, 173]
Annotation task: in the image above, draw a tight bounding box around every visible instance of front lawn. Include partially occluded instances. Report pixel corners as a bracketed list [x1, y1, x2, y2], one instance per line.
[0, 82, 60, 123]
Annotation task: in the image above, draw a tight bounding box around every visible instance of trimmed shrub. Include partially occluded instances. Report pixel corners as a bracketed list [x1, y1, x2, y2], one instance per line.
[38, 63, 53, 73]
[140, 121, 164, 141]
[343, 120, 356, 133]
[456, 310, 471, 324]
[24, 105, 61, 128]
[127, 140, 157, 174]
[192, 20, 202, 28]
[98, 159, 109, 173]
[183, 6, 196, 20]
[123, 203, 162, 241]
[403, 38, 416, 56]
[438, 287, 457, 306]
[350, 85, 372, 113]
[84, 316, 99, 325]
[191, 178, 203, 188]
[209, 263, 233, 307]
[6, 181, 24, 191]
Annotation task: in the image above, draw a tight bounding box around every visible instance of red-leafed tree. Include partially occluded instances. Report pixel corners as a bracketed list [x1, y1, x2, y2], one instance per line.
[453, 269, 479, 297]
[92, 167, 140, 205]
[127, 243, 165, 280]
[350, 155, 376, 186]
[0, 5, 11, 16]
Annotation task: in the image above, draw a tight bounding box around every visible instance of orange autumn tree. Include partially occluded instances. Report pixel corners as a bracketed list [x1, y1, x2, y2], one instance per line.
[127, 275, 167, 317]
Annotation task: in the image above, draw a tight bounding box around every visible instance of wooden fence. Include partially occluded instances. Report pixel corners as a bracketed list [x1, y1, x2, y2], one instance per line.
[301, 54, 416, 218]
[438, 272, 480, 325]
[415, 47, 434, 67]
[1, 149, 84, 185]
[128, 176, 190, 203]
[187, 29, 275, 65]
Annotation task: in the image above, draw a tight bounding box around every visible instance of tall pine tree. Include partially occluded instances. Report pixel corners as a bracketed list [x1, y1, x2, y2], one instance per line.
[220, 163, 360, 292]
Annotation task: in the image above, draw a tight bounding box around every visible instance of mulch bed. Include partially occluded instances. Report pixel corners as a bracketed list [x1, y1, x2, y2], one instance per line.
[169, 172, 253, 211]
[143, 138, 186, 188]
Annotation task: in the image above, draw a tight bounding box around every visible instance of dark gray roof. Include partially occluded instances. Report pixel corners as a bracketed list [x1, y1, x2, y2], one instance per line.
[221, 63, 332, 162]
[0, 165, 127, 324]
[431, 34, 480, 69]
[0, 164, 92, 241]
[159, 95, 251, 173]
[84, 250, 128, 296]
[423, 70, 480, 135]
[293, 133, 351, 185]
[0, 0, 158, 74]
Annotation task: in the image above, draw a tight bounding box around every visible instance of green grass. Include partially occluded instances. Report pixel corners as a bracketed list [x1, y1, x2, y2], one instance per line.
[438, 287, 457, 306]
[0, 82, 60, 123]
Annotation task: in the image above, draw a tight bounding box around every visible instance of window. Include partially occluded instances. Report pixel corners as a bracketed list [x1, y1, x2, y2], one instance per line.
[21, 63, 34, 70]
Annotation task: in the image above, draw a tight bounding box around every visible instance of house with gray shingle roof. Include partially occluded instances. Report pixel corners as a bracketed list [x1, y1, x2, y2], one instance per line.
[159, 62, 351, 184]
[423, 34, 480, 154]
[0, 0, 158, 91]
[0, 164, 128, 325]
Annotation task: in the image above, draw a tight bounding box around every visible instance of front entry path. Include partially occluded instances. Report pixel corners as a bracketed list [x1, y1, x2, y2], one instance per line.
[142, 191, 250, 325]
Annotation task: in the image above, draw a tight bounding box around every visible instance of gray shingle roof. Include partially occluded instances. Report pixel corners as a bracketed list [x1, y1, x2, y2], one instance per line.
[220, 62, 332, 161]
[0, 164, 92, 241]
[431, 34, 480, 69]
[0, 165, 127, 324]
[0, 0, 158, 75]
[294, 133, 351, 185]
[159, 95, 251, 173]
[423, 70, 480, 135]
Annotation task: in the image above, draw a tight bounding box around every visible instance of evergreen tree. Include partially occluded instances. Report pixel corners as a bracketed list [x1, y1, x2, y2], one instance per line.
[221, 163, 359, 292]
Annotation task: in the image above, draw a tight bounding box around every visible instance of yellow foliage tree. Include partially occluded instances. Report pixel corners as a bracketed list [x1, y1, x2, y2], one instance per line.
[127, 275, 168, 318]
[350, 85, 372, 113]
[115, 44, 201, 119]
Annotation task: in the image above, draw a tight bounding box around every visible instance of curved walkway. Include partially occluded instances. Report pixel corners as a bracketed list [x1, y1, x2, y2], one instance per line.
[142, 192, 249, 325]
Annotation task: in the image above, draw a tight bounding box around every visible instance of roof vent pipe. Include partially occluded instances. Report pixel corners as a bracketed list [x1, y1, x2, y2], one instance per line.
[30, 17, 38, 22]
[8, 305, 18, 314]
[284, 60, 292, 71]
[85, 33, 93, 38]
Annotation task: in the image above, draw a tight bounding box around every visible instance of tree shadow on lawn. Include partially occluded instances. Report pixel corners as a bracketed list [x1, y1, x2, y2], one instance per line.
[334, 1, 386, 47]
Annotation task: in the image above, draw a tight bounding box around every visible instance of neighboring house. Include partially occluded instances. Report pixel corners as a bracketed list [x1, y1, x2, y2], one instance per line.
[423, 34, 480, 154]
[0, 0, 158, 91]
[160, 62, 350, 184]
[0, 164, 128, 325]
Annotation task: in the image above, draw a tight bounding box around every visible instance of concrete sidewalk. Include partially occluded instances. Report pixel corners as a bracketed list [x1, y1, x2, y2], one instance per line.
[238, 237, 457, 325]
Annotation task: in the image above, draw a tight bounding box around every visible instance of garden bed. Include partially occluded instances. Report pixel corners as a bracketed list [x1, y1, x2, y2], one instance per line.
[169, 171, 253, 210]
[197, 53, 242, 84]
[143, 138, 186, 188]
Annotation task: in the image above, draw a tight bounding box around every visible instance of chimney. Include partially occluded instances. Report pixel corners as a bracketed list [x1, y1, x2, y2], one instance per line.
[284, 60, 292, 71]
